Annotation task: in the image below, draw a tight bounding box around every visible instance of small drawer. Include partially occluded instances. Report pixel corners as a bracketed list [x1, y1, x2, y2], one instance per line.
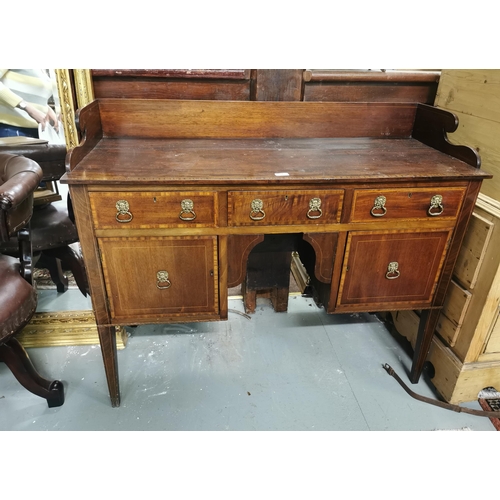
[350, 187, 466, 222]
[228, 189, 344, 226]
[89, 191, 218, 229]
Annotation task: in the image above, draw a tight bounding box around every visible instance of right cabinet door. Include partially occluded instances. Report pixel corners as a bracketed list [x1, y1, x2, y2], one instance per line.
[337, 229, 452, 310]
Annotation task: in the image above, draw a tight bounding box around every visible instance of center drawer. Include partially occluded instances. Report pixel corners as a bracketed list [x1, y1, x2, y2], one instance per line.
[89, 191, 218, 229]
[228, 189, 344, 226]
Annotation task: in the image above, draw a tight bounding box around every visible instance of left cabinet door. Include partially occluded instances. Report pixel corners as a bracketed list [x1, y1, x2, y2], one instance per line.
[98, 236, 219, 322]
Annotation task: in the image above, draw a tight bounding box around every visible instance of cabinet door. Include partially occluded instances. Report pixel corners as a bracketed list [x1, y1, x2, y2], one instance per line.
[98, 236, 218, 322]
[337, 230, 452, 310]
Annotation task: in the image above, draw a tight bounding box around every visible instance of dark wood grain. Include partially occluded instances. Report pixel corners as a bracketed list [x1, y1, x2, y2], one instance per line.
[227, 234, 264, 287]
[303, 70, 439, 104]
[69, 184, 120, 406]
[91, 69, 251, 79]
[89, 191, 218, 229]
[67, 100, 103, 171]
[301, 233, 337, 283]
[91, 70, 251, 101]
[227, 189, 343, 226]
[93, 99, 417, 139]
[338, 230, 452, 307]
[93, 80, 251, 101]
[254, 70, 303, 101]
[303, 70, 441, 83]
[63, 137, 491, 186]
[68, 185, 109, 325]
[63, 97, 492, 404]
[413, 104, 481, 168]
[304, 84, 438, 104]
[350, 187, 467, 222]
[99, 236, 218, 321]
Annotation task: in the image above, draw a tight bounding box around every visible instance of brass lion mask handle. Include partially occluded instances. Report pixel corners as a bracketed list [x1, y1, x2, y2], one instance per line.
[386, 262, 400, 280]
[307, 197, 323, 219]
[156, 271, 172, 289]
[249, 199, 266, 221]
[115, 200, 133, 223]
[179, 199, 196, 221]
[371, 195, 387, 217]
[428, 195, 444, 216]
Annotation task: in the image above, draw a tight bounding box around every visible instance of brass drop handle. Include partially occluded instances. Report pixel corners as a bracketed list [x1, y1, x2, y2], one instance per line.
[179, 199, 196, 221]
[371, 195, 387, 217]
[307, 197, 323, 219]
[156, 270, 172, 289]
[249, 199, 266, 221]
[386, 262, 400, 280]
[115, 200, 133, 223]
[428, 195, 444, 216]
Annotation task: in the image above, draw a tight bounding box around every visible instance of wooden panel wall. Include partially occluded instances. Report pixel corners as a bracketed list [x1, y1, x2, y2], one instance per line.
[89, 69, 440, 105]
[434, 70, 500, 202]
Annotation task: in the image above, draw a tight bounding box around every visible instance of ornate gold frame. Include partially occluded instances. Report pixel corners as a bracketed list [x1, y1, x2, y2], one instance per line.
[54, 69, 95, 151]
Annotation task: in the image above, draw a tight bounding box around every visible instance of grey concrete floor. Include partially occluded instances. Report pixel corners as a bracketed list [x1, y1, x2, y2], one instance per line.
[0, 291, 496, 431]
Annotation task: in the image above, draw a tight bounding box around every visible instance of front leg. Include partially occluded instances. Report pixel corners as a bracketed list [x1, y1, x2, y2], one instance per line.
[97, 324, 120, 407]
[410, 308, 441, 383]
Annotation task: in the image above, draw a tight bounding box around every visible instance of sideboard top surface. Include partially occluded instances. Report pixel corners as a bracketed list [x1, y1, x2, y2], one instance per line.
[63, 99, 491, 185]
[63, 137, 491, 185]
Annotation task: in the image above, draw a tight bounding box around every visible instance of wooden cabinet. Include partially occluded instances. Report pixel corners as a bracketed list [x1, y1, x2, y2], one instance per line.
[63, 98, 491, 406]
[392, 194, 500, 403]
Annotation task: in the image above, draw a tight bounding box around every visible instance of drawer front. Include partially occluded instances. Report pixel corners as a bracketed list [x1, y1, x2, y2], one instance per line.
[98, 236, 218, 321]
[337, 230, 452, 308]
[228, 190, 343, 226]
[89, 191, 217, 229]
[350, 187, 466, 222]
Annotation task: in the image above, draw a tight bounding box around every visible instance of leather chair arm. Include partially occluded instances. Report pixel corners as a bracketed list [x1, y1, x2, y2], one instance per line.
[0, 154, 43, 210]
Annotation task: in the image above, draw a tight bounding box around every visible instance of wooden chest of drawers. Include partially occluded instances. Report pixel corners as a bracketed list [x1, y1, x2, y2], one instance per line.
[63, 99, 491, 406]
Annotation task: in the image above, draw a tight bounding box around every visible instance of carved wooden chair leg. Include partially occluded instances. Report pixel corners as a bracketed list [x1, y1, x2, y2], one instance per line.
[0, 338, 65, 407]
[39, 254, 68, 293]
[43, 246, 89, 296]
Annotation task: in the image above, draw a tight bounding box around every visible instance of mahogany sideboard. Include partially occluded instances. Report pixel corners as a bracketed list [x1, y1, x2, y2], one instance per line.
[62, 98, 491, 407]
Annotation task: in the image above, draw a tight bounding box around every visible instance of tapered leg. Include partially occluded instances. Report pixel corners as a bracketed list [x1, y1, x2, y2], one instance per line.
[410, 309, 441, 383]
[97, 324, 120, 407]
[0, 338, 64, 407]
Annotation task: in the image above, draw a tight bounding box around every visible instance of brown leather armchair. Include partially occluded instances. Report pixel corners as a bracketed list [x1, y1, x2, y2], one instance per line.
[0, 141, 88, 296]
[0, 153, 65, 407]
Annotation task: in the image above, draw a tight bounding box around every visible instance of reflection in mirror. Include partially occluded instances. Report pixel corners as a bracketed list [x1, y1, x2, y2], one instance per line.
[0, 69, 95, 349]
[0, 69, 66, 145]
